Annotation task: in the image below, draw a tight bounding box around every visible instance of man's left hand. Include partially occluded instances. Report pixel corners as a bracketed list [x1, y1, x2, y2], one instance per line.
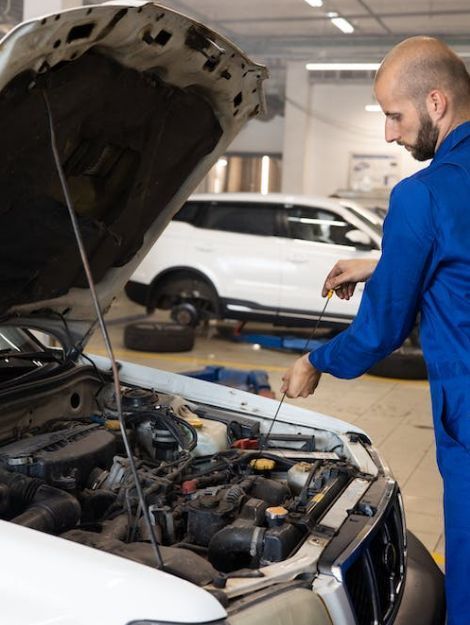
[281, 354, 322, 398]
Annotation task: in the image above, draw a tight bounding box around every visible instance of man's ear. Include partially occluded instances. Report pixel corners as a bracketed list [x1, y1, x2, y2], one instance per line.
[426, 89, 447, 121]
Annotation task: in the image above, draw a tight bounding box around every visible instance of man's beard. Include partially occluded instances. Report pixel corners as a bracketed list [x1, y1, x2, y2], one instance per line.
[408, 113, 440, 161]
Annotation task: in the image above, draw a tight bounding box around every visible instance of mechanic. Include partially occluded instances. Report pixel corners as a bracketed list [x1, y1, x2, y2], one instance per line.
[281, 36, 470, 625]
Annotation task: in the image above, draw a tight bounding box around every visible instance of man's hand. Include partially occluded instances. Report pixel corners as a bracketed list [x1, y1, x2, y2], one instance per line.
[281, 354, 322, 398]
[322, 259, 378, 300]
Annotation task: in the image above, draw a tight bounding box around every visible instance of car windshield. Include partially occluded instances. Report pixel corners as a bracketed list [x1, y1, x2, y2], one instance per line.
[0, 326, 64, 386]
[340, 203, 384, 236]
[0, 327, 46, 354]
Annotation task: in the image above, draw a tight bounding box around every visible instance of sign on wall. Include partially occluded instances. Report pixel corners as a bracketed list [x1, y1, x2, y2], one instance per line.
[349, 153, 400, 192]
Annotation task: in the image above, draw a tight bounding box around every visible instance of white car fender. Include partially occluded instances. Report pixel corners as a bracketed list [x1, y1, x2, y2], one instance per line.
[0, 521, 226, 625]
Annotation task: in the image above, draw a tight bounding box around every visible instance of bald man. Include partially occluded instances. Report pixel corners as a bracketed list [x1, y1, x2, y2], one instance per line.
[282, 37, 470, 624]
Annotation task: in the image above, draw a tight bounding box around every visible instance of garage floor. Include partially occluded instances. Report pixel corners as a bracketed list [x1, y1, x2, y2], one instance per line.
[87, 293, 445, 568]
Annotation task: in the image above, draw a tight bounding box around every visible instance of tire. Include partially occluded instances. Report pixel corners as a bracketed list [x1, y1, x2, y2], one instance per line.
[124, 322, 195, 353]
[368, 346, 427, 380]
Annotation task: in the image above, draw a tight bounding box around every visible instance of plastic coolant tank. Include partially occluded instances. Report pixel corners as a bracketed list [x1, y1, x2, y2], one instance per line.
[170, 399, 228, 456]
[287, 462, 314, 494]
[187, 415, 228, 456]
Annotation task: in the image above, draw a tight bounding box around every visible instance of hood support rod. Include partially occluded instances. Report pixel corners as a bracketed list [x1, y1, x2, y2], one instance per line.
[41, 89, 165, 571]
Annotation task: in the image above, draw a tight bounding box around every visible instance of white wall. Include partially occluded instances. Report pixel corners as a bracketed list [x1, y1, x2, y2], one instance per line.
[23, 0, 81, 20]
[227, 116, 284, 154]
[303, 82, 426, 197]
[238, 78, 427, 198]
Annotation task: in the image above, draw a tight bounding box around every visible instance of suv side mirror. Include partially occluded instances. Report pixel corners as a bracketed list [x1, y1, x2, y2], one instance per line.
[345, 229, 374, 250]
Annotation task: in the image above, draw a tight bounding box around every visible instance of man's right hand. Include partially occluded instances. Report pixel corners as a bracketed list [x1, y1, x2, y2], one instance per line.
[322, 259, 378, 300]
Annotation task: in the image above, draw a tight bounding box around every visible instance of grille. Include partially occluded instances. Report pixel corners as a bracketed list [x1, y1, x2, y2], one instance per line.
[344, 495, 406, 625]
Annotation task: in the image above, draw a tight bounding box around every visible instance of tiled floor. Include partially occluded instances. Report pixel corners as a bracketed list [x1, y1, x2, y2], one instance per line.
[87, 294, 445, 565]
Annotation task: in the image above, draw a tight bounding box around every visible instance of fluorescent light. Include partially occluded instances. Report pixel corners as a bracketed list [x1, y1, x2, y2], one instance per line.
[306, 62, 380, 71]
[304, 0, 323, 6]
[327, 12, 338, 17]
[260, 156, 270, 195]
[365, 104, 382, 112]
[331, 16, 354, 33]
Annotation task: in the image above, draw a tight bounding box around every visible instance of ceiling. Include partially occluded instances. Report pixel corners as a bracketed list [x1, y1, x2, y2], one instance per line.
[151, 0, 470, 63]
[4, 1, 469, 112]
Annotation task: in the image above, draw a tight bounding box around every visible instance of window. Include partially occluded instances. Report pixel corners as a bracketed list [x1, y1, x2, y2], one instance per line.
[286, 206, 355, 246]
[203, 202, 277, 236]
[173, 201, 202, 225]
[342, 204, 383, 236]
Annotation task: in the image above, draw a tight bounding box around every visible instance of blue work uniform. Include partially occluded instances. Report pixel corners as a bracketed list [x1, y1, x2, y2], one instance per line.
[310, 121, 470, 625]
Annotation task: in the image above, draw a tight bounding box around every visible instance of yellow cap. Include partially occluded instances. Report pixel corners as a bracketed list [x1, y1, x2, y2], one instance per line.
[186, 417, 203, 428]
[266, 506, 288, 520]
[327, 289, 334, 299]
[250, 458, 276, 471]
[295, 462, 313, 473]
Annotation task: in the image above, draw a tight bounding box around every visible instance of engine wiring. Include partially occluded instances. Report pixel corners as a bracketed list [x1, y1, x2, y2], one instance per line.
[41, 89, 165, 571]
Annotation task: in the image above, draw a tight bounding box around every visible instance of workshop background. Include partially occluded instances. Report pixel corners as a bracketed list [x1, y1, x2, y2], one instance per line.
[9, 0, 470, 570]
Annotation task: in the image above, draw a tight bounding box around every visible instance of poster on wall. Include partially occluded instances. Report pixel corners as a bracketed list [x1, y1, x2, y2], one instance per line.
[349, 153, 400, 192]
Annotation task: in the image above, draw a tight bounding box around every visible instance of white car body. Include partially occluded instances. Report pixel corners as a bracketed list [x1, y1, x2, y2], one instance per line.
[128, 193, 382, 327]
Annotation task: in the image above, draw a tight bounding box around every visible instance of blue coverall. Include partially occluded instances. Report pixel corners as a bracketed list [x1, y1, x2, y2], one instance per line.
[310, 121, 470, 624]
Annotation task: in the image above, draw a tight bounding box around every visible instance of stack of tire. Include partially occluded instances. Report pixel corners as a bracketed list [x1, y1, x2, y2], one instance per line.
[368, 346, 427, 380]
[124, 322, 195, 353]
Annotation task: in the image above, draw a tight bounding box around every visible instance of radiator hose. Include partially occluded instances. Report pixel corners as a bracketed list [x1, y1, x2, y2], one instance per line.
[0, 468, 81, 533]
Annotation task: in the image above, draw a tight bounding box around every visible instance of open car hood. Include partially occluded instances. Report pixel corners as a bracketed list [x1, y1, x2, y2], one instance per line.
[0, 1, 267, 348]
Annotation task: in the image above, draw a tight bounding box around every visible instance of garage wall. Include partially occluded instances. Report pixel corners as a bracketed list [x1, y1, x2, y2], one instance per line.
[303, 83, 427, 197]
[227, 81, 427, 200]
[227, 116, 284, 154]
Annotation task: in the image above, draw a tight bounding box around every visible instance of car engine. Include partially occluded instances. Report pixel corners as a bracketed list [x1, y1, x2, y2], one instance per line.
[0, 383, 366, 587]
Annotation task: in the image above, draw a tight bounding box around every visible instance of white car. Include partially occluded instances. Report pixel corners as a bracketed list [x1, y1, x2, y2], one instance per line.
[0, 3, 443, 625]
[126, 193, 383, 327]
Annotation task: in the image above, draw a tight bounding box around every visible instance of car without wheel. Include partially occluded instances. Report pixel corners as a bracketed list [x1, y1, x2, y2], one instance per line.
[0, 3, 443, 625]
[126, 192, 383, 328]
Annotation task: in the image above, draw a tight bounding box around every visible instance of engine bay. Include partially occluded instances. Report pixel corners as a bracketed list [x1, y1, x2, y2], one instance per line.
[0, 372, 374, 589]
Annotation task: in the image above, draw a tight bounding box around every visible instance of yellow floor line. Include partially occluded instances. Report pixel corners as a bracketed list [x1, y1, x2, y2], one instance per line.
[363, 374, 429, 386]
[432, 552, 445, 566]
[89, 347, 431, 384]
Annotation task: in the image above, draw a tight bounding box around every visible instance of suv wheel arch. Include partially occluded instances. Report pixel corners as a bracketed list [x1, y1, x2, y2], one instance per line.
[146, 268, 220, 323]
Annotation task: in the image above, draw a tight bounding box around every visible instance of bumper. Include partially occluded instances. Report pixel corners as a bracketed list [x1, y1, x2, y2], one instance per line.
[394, 531, 446, 625]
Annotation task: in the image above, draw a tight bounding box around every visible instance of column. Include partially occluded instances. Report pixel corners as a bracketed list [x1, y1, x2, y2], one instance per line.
[281, 61, 311, 194]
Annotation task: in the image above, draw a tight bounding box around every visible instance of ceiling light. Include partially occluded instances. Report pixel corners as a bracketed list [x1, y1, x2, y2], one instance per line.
[304, 0, 323, 6]
[306, 62, 380, 71]
[330, 16, 354, 33]
[365, 104, 382, 112]
[327, 12, 338, 17]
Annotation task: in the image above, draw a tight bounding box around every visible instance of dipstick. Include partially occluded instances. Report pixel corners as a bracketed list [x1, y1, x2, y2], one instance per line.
[260, 290, 334, 453]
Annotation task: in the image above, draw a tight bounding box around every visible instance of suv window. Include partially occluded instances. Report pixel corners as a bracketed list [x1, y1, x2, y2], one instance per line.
[286, 206, 356, 246]
[173, 201, 201, 225]
[202, 202, 277, 236]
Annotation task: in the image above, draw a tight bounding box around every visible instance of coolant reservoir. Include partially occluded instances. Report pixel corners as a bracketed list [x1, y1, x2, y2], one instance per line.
[287, 462, 314, 494]
[171, 398, 228, 456]
[186, 415, 228, 456]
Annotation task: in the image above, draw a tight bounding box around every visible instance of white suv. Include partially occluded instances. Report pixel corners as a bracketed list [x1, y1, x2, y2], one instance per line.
[127, 193, 382, 327]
